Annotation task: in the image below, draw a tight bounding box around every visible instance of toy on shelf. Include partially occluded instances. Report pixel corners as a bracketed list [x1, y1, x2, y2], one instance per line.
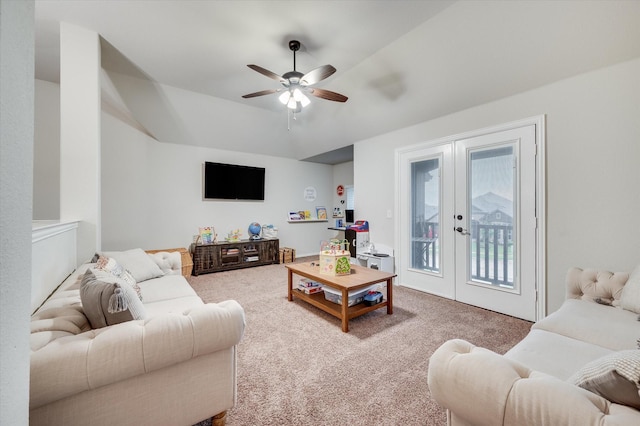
[226, 229, 242, 242]
[197, 226, 217, 244]
[347, 220, 369, 232]
[248, 222, 261, 240]
[319, 239, 351, 276]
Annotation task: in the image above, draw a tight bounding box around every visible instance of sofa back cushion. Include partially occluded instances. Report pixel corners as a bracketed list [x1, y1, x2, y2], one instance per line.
[100, 248, 165, 282]
[566, 268, 629, 306]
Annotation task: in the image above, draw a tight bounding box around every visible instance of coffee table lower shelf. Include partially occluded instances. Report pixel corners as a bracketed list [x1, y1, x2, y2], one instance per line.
[292, 288, 389, 322]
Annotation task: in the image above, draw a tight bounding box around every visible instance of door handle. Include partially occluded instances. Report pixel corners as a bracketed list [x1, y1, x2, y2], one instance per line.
[454, 227, 470, 235]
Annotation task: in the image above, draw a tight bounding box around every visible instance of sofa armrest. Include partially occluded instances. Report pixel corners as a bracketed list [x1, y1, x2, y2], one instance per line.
[428, 339, 640, 426]
[30, 300, 245, 409]
[566, 267, 629, 306]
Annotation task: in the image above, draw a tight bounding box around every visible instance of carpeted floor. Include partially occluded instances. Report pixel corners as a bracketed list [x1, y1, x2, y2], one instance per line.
[189, 257, 533, 426]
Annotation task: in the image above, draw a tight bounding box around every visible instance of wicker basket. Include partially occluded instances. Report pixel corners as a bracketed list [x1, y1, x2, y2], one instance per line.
[279, 247, 296, 264]
[145, 247, 193, 277]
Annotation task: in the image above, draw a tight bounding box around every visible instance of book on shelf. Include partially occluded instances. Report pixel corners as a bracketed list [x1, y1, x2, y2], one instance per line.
[297, 285, 324, 295]
[316, 206, 327, 220]
[297, 279, 323, 294]
[298, 279, 321, 288]
[303, 286, 324, 295]
[288, 212, 302, 221]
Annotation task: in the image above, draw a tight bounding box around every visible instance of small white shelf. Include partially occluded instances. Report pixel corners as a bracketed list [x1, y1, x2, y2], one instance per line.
[287, 219, 329, 223]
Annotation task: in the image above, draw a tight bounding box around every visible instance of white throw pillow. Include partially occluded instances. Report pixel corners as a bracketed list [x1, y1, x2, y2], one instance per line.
[620, 265, 640, 314]
[101, 248, 164, 283]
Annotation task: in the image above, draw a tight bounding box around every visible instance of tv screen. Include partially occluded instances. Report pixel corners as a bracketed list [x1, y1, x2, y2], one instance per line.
[203, 162, 265, 201]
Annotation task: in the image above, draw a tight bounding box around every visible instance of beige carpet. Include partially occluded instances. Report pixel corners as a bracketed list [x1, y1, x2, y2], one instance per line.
[188, 257, 533, 426]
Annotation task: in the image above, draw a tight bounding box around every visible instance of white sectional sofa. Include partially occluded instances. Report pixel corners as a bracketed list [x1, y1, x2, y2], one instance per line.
[428, 266, 640, 425]
[30, 248, 245, 426]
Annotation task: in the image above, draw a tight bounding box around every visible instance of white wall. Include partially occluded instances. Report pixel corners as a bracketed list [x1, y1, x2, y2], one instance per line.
[0, 1, 34, 424]
[59, 23, 101, 265]
[355, 57, 640, 314]
[101, 110, 335, 256]
[33, 80, 61, 219]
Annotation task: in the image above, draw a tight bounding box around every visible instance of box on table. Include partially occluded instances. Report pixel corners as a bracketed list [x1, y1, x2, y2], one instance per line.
[319, 239, 351, 276]
[279, 247, 296, 264]
[319, 250, 351, 276]
[323, 285, 377, 307]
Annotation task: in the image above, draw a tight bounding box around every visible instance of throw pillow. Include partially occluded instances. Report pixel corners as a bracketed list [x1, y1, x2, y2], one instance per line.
[95, 255, 143, 301]
[80, 270, 146, 329]
[101, 248, 164, 283]
[620, 265, 640, 314]
[570, 350, 640, 409]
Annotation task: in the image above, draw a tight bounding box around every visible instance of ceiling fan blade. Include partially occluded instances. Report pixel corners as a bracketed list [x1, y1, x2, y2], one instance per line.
[242, 89, 279, 99]
[247, 65, 285, 82]
[308, 88, 348, 103]
[301, 65, 336, 86]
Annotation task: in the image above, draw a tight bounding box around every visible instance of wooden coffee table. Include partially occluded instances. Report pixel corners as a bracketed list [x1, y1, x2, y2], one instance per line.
[286, 262, 395, 332]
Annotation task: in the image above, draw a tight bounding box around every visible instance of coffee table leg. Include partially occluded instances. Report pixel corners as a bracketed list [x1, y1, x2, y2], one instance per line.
[386, 278, 393, 315]
[288, 269, 293, 301]
[341, 288, 349, 332]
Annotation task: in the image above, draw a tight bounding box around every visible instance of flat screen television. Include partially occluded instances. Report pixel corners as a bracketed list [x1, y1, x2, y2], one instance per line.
[203, 161, 265, 201]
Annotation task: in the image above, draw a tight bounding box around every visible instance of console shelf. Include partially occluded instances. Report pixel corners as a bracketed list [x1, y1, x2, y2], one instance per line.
[191, 238, 279, 275]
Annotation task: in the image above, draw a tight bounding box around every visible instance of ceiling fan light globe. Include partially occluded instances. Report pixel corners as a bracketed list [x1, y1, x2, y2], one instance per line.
[287, 97, 297, 109]
[278, 91, 291, 105]
[300, 94, 311, 108]
[292, 88, 304, 101]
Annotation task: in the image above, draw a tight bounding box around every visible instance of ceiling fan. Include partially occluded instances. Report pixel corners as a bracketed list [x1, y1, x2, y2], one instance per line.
[242, 40, 348, 113]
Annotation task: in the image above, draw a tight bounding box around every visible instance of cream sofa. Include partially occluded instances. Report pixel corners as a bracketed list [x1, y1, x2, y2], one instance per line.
[428, 267, 640, 425]
[30, 249, 245, 426]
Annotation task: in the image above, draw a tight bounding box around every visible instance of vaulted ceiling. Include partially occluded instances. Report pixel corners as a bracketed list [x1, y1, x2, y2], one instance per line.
[35, 1, 640, 163]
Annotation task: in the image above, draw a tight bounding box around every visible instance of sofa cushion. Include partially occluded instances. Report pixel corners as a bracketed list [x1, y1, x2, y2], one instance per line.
[620, 265, 640, 314]
[101, 248, 164, 282]
[570, 350, 640, 409]
[505, 329, 614, 380]
[533, 299, 639, 351]
[80, 270, 146, 329]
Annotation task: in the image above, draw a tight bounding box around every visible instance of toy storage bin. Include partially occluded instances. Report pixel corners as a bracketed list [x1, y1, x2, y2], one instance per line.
[323, 285, 376, 307]
[279, 247, 296, 263]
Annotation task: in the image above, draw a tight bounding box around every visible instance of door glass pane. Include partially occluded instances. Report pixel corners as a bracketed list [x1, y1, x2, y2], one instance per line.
[411, 158, 439, 272]
[469, 146, 515, 288]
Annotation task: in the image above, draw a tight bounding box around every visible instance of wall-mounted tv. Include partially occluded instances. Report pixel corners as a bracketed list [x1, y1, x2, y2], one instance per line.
[203, 161, 265, 201]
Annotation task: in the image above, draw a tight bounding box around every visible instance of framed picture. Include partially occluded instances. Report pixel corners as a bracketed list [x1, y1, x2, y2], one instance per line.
[316, 206, 327, 220]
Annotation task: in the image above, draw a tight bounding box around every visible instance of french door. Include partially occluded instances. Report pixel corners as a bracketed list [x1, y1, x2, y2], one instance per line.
[396, 119, 544, 321]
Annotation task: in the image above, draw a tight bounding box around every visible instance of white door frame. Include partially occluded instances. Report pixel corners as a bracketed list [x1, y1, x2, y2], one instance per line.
[394, 115, 546, 321]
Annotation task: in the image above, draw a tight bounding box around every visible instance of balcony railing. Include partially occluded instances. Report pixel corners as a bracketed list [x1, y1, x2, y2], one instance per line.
[411, 221, 514, 287]
[412, 221, 439, 272]
[472, 224, 514, 287]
